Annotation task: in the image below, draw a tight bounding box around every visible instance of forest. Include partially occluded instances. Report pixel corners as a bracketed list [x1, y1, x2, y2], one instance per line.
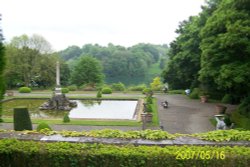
[3, 35, 168, 88]
[162, 0, 250, 103]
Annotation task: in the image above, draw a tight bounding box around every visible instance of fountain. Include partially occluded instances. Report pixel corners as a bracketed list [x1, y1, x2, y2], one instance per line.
[39, 61, 77, 110]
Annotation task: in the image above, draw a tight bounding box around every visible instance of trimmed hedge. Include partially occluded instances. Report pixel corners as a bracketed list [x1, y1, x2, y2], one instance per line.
[102, 87, 112, 94]
[18, 87, 31, 93]
[61, 88, 69, 93]
[36, 122, 52, 131]
[67, 85, 77, 91]
[0, 139, 249, 167]
[13, 107, 32, 131]
[63, 113, 70, 123]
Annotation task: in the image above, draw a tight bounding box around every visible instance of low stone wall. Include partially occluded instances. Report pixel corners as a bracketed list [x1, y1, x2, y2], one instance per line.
[0, 131, 249, 147]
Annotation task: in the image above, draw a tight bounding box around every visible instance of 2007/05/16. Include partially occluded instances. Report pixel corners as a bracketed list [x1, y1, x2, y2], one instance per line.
[176, 151, 225, 160]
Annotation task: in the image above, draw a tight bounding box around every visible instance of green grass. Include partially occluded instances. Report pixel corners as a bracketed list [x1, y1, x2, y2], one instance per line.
[148, 98, 159, 127]
[2, 118, 141, 126]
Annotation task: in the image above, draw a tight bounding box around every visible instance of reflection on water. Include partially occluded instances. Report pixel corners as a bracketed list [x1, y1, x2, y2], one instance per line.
[69, 100, 137, 120]
[2, 99, 138, 120]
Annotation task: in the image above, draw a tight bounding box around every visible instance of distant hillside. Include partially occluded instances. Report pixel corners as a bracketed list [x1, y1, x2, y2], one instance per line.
[58, 43, 169, 85]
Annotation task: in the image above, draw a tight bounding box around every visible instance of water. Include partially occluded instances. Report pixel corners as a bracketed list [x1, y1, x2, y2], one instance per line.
[69, 100, 137, 120]
[2, 99, 138, 120]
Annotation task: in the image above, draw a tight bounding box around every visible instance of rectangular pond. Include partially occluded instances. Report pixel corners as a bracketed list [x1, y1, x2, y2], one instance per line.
[2, 99, 138, 120]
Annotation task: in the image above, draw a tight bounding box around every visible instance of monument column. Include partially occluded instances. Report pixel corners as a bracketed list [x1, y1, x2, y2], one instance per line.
[55, 61, 62, 95]
[56, 61, 60, 87]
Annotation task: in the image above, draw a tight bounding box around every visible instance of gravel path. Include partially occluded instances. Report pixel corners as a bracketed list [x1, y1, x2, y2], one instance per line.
[156, 94, 237, 134]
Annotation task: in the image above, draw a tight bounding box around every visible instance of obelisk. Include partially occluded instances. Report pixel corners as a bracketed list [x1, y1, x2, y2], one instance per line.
[55, 61, 62, 95]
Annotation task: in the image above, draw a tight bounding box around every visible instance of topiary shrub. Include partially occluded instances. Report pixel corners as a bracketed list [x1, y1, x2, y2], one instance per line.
[67, 85, 77, 91]
[111, 82, 125, 91]
[102, 87, 112, 94]
[221, 94, 233, 104]
[18, 87, 31, 93]
[189, 88, 200, 99]
[36, 122, 52, 131]
[63, 113, 70, 123]
[13, 107, 32, 131]
[146, 104, 153, 113]
[61, 88, 69, 93]
[96, 90, 102, 98]
[128, 84, 147, 91]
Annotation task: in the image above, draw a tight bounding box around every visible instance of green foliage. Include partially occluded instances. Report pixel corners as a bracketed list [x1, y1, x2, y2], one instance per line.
[61, 88, 69, 94]
[102, 87, 112, 94]
[128, 84, 147, 91]
[221, 94, 233, 104]
[71, 55, 104, 87]
[146, 103, 153, 113]
[0, 139, 249, 167]
[4, 34, 62, 88]
[96, 90, 102, 98]
[111, 82, 125, 91]
[13, 107, 32, 131]
[18, 87, 31, 93]
[67, 85, 77, 91]
[36, 122, 52, 131]
[238, 96, 250, 118]
[63, 113, 70, 123]
[231, 110, 250, 130]
[189, 88, 200, 99]
[142, 88, 153, 95]
[168, 90, 185, 94]
[146, 96, 153, 104]
[192, 129, 250, 142]
[150, 76, 162, 91]
[0, 16, 5, 122]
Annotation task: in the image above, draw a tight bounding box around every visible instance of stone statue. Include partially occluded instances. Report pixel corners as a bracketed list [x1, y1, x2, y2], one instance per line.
[40, 61, 77, 110]
[215, 115, 226, 130]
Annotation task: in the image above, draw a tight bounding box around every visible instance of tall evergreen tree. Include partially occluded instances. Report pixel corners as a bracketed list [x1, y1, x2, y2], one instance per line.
[0, 14, 5, 122]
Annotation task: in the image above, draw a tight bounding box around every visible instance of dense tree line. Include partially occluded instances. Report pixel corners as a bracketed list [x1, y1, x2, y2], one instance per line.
[162, 0, 250, 103]
[4, 34, 70, 88]
[0, 14, 5, 121]
[59, 43, 168, 85]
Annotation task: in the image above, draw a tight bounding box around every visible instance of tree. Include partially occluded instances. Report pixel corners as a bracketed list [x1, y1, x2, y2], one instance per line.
[71, 55, 104, 87]
[199, 0, 250, 101]
[0, 14, 5, 122]
[150, 77, 162, 90]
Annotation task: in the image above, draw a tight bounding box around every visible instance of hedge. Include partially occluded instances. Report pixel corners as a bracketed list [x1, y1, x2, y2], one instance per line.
[13, 107, 32, 131]
[0, 139, 249, 167]
[18, 87, 31, 93]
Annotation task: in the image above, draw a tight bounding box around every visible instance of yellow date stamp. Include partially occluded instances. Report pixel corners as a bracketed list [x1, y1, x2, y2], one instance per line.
[175, 151, 225, 160]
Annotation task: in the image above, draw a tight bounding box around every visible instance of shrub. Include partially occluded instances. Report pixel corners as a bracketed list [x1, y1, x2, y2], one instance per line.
[146, 104, 153, 113]
[128, 84, 147, 91]
[111, 82, 125, 91]
[102, 87, 112, 94]
[189, 88, 200, 99]
[67, 85, 77, 91]
[142, 88, 153, 95]
[96, 90, 102, 98]
[18, 87, 31, 93]
[13, 107, 32, 131]
[146, 96, 153, 104]
[238, 96, 250, 118]
[61, 88, 69, 93]
[63, 113, 70, 123]
[221, 94, 233, 104]
[0, 139, 250, 167]
[36, 122, 52, 131]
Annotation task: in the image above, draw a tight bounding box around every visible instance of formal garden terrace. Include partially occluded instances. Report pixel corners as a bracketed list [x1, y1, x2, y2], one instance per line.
[0, 129, 249, 167]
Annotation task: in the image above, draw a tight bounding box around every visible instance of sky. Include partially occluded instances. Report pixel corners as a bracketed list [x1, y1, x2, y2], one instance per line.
[0, 0, 205, 51]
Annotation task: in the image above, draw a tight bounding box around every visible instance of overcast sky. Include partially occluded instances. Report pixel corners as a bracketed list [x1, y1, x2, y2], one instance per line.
[0, 0, 205, 51]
